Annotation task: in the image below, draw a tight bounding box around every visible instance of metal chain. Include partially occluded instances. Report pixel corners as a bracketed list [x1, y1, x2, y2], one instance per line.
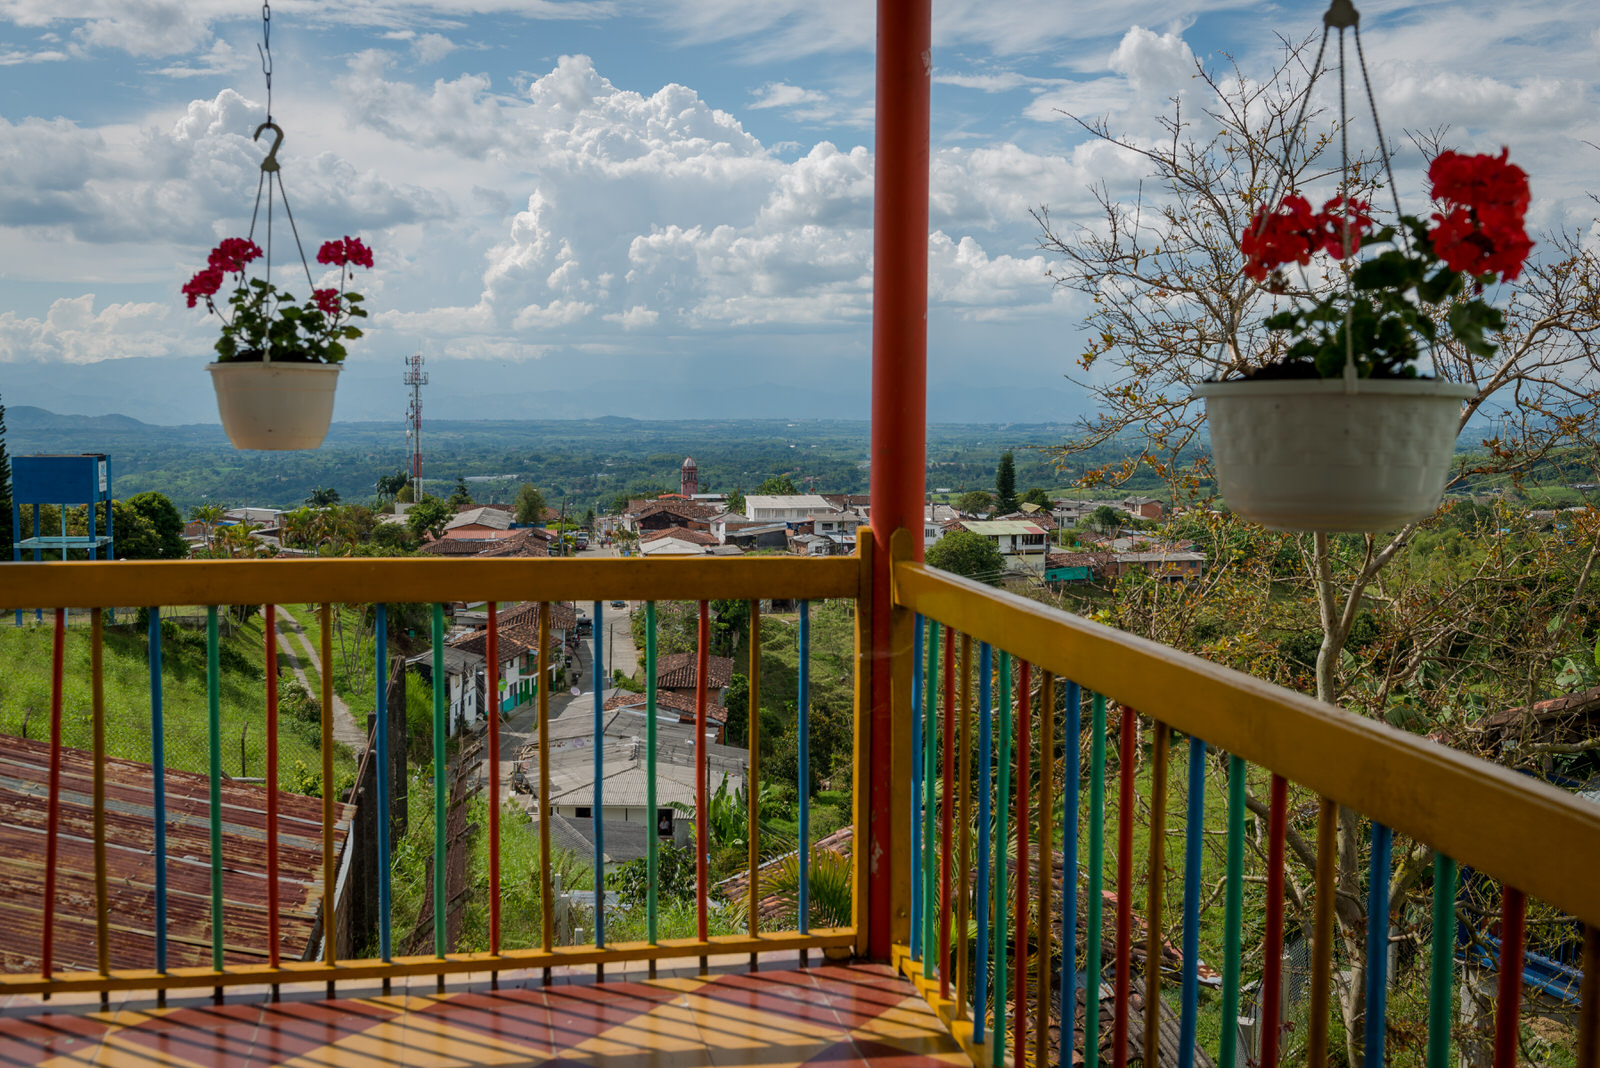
[1251, 26, 1330, 240]
[1353, 26, 1408, 253]
[258, 1, 272, 125]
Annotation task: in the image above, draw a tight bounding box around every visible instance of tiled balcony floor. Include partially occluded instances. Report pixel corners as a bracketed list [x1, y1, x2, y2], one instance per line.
[0, 958, 969, 1067]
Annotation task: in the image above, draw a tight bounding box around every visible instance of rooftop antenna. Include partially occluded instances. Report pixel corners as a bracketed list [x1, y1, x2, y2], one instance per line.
[403, 353, 428, 501]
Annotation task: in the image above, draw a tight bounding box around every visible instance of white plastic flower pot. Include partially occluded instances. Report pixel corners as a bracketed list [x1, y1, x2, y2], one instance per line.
[1192, 377, 1476, 532]
[207, 360, 341, 450]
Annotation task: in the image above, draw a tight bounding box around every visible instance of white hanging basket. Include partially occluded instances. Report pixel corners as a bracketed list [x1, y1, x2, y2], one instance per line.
[207, 360, 340, 450]
[1192, 377, 1476, 532]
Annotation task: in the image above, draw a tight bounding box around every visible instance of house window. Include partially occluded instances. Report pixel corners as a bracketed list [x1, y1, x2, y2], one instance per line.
[575, 806, 592, 819]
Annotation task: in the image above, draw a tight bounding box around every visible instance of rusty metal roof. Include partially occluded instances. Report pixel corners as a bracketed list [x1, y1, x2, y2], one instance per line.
[0, 735, 353, 975]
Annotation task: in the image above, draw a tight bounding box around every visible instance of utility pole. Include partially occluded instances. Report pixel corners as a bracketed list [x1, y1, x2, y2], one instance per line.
[557, 497, 568, 557]
[403, 353, 428, 501]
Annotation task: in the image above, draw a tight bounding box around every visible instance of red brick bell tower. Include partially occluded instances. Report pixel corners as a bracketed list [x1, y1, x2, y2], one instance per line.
[680, 456, 698, 498]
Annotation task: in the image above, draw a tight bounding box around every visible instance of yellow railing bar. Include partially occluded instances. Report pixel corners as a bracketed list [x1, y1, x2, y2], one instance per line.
[893, 560, 1600, 928]
[0, 930, 855, 997]
[0, 555, 863, 612]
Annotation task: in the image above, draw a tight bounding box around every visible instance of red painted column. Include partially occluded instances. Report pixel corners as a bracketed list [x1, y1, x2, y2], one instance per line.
[867, 0, 932, 961]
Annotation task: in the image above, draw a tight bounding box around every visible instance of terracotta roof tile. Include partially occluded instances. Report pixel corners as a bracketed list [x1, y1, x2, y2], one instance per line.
[640, 526, 719, 546]
[655, 652, 735, 689]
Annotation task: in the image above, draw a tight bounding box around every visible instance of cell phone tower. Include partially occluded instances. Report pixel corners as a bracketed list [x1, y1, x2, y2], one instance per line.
[404, 353, 428, 502]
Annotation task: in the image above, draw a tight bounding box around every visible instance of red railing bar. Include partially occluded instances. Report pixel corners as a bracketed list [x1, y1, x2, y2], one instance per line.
[1578, 923, 1598, 1068]
[1113, 705, 1137, 1068]
[488, 602, 501, 956]
[1262, 774, 1288, 1068]
[1494, 886, 1526, 1068]
[696, 601, 710, 946]
[1014, 660, 1031, 1066]
[42, 608, 65, 981]
[265, 605, 280, 968]
[940, 625, 956, 1000]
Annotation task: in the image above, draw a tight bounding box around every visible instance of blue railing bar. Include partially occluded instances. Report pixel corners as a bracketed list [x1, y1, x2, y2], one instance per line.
[974, 642, 993, 1044]
[923, 619, 940, 981]
[148, 606, 168, 974]
[910, 613, 924, 961]
[798, 599, 811, 933]
[593, 600, 605, 948]
[375, 604, 392, 962]
[1179, 736, 1207, 1068]
[1061, 679, 1081, 1068]
[1365, 821, 1394, 1066]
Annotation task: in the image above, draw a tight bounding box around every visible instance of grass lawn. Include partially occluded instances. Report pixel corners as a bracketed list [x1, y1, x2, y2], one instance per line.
[0, 612, 343, 787]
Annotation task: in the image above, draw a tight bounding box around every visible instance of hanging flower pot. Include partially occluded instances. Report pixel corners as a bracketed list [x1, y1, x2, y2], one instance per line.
[207, 359, 342, 450]
[1194, 0, 1533, 532]
[180, 10, 377, 452]
[1194, 377, 1474, 531]
[185, 231, 374, 450]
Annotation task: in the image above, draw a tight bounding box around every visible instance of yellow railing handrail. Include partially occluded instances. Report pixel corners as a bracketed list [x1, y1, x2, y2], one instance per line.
[0, 555, 863, 611]
[893, 558, 1600, 928]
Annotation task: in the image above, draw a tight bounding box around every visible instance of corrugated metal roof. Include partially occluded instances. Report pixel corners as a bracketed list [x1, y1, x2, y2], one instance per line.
[0, 736, 353, 975]
[961, 520, 1047, 536]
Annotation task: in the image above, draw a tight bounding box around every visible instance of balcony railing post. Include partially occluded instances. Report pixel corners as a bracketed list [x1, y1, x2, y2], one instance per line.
[867, 0, 931, 960]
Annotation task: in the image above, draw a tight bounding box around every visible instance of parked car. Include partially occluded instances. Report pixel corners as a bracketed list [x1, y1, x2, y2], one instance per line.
[610, 600, 627, 609]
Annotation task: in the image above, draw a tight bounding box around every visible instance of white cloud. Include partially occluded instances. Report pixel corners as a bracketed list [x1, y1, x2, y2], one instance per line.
[0, 295, 177, 364]
[152, 38, 245, 77]
[605, 304, 659, 329]
[0, 47, 67, 65]
[412, 32, 459, 64]
[749, 83, 826, 110]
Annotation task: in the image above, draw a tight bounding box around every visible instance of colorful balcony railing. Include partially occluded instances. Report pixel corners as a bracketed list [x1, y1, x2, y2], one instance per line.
[0, 555, 864, 997]
[3, 541, 1599, 1068]
[889, 533, 1600, 1068]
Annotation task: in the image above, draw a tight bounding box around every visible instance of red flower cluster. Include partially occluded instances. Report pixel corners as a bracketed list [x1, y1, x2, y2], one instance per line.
[1427, 149, 1532, 281]
[183, 237, 264, 307]
[208, 237, 262, 273]
[317, 236, 374, 269]
[1241, 195, 1373, 281]
[182, 268, 224, 308]
[312, 288, 342, 316]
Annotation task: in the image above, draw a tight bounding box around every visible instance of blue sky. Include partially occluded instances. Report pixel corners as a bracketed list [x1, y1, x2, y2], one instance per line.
[1, 1, 1596, 425]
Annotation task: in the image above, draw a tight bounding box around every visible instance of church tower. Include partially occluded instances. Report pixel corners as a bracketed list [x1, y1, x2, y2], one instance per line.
[681, 456, 699, 497]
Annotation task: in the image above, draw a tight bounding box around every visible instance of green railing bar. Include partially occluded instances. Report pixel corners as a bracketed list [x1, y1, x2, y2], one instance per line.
[646, 601, 659, 944]
[993, 652, 1012, 1065]
[1085, 691, 1107, 1068]
[923, 619, 940, 981]
[206, 607, 224, 971]
[1219, 754, 1247, 1068]
[1427, 854, 1457, 1068]
[432, 603, 447, 958]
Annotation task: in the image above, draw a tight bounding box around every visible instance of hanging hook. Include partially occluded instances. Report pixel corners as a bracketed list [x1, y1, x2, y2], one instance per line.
[1324, 0, 1359, 29]
[253, 121, 284, 173]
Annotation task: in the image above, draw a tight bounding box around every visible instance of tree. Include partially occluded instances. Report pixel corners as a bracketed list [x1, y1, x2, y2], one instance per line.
[191, 503, 225, 552]
[1034, 39, 1600, 1066]
[374, 469, 409, 507]
[305, 486, 340, 508]
[1088, 505, 1122, 535]
[580, 506, 596, 530]
[448, 476, 474, 511]
[514, 484, 546, 525]
[756, 474, 798, 496]
[924, 530, 1006, 585]
[993, 451, 1018, 513]
[0, 393, 11, 557]
[957, 490, 993, 515]
[123, 491, 187, 558]
[406, 496, 452, 541]
[726, 489, 746, 515]
[1021, 487, 1052, 509]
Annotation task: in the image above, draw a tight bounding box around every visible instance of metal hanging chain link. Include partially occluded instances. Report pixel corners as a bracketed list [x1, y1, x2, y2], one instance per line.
[258, 1, 272, 125]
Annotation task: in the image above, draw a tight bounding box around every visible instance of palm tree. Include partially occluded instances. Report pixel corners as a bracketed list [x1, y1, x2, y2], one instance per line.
[305, 486, 341, 508]
[190, 503, 225, 552]
[374, 470, 409, 507]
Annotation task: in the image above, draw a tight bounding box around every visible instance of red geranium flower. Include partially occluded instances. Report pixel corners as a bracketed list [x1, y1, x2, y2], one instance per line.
[1432, 206, 1534, 282]
[1429, 149, 1530, 221]
[312, 288, 342, 316]
[317, 236, 375, 270]
[182, 266, 225, 308]
[207, 237, 263, 274]
[1241, 195, 1321, 281]
[1315, 196, 1373, 259]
